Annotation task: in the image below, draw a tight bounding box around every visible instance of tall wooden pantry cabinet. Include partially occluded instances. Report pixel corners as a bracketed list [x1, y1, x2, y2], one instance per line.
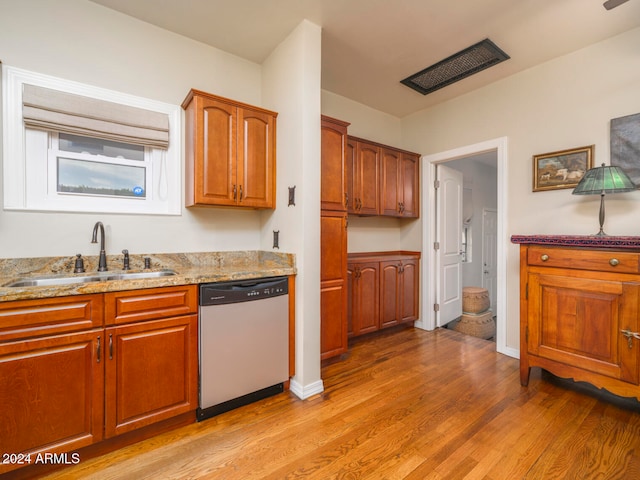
[320, 116, 350, 360]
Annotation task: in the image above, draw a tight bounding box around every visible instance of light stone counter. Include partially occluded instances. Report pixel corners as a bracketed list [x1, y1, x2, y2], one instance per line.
[0, 251, 296, 302]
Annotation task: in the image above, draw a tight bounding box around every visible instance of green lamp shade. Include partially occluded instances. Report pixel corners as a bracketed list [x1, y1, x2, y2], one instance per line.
[572, 163, 637, 195]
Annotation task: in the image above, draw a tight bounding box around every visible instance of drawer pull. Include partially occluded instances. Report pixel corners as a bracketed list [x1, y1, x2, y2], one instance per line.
[609, 258, 620, 267]
[540, 254, 549, 262]
[621, 329, 640, 349]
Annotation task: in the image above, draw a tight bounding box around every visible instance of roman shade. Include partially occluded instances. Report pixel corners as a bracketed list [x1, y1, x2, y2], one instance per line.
[22, 84, 169, 149]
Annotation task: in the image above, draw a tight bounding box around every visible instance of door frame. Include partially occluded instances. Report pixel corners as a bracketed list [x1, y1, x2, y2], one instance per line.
[414, 136, 518, 358]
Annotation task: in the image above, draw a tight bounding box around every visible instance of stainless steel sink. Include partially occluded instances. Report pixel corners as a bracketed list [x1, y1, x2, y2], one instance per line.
[108, 269, 177, 281]
[4, 269, 177, 288]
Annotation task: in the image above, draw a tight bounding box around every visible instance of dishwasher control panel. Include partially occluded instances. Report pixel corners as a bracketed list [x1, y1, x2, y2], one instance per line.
[199, 277, 288, 306]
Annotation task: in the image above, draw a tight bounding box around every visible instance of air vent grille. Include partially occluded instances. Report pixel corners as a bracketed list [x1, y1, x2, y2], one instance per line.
[401, 39, 510, 96]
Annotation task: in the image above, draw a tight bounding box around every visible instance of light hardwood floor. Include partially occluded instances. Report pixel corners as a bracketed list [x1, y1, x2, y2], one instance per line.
[41, 326, 640, 479]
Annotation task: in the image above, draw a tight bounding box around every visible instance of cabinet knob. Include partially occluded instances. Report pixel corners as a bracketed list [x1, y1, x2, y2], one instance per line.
[609, 258, 620, 267]
[540, 254, 549, 262]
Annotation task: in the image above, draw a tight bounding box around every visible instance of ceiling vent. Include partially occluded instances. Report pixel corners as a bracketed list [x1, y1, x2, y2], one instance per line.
[401, 38, 510, 96]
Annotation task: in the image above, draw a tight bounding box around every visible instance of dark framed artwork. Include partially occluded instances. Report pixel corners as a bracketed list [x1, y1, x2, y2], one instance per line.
[611, 113, 640, 188]
[532, 145, 594, 192]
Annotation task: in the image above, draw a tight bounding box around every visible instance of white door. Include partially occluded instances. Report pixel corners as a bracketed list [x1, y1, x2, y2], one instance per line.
[482, 208, 498, 314]
[436, 165, 463, 327]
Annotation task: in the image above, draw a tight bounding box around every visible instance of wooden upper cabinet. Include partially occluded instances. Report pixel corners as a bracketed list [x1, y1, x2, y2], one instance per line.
[348, 136, 419, 218]
[381, 148, 401, 216]
[401, 152, 419, 218]
[183, 89, 277, 209]
[348, 139, 380, 215]
[321, 116, 350, 211]
[239, 107, 276, 208]
[346, 137, 356, 214]
[381, 148, 419, 218]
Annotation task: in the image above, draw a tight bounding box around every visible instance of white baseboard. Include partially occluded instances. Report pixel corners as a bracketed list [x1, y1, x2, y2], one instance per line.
[289, 378, 324, 400]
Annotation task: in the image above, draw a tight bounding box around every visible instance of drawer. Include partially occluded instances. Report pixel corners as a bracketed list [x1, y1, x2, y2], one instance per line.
[105, 285, 197, 325]
[527, 246, 640, 274]
[0, 294, 104, 342]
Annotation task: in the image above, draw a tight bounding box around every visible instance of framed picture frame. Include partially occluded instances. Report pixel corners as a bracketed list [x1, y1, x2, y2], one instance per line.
[611, 113, 640, 188]
[532, 145, 594, 192]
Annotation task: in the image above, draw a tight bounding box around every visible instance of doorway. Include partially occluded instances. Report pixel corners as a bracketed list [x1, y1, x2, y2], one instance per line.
[416, 137, 517, 358]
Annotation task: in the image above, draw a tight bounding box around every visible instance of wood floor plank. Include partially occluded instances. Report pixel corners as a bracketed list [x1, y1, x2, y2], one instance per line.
[35, 327, 640, 480]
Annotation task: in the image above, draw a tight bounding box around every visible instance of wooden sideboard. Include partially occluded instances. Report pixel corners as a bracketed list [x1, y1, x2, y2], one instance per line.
[513, 235, 640, 400]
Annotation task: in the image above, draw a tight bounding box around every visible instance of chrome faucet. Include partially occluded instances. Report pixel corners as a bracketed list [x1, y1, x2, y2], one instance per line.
[91, 221, 108, 272]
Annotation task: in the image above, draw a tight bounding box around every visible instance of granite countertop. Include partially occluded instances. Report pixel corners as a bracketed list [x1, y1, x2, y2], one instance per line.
[510, 234, 640, 249]
[0, 251, 296, 302]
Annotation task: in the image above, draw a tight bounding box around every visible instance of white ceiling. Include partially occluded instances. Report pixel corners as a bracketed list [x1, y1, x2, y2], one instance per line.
[89, 0, 640, 118]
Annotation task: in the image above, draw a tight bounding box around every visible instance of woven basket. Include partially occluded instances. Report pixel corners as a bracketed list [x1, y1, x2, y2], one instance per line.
[452, 310, 495, 340]
[462, 287, 490, 314]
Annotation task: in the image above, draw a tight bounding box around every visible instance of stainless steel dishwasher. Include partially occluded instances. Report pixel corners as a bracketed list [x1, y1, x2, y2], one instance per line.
[197, 276, 289, 421]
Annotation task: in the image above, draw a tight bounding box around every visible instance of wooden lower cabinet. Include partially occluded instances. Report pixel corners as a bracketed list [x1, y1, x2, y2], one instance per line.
[348, 262, 380, 337]
[380, 258, 419, 328]
[321, 212, 348, 360]
[105, 314, 198, 438]
[0, 285, 198, 476]
[348, 252, 420, 338]
[518, 243, 640, 400]
[0, 330, 104, 472]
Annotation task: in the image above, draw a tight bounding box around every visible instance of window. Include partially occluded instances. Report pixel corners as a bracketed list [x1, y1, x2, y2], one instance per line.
[462, 225, 472, 263]
[2, 66, 181, 215]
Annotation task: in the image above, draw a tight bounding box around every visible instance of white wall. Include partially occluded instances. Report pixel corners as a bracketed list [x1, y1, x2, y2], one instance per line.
[261, 21, 323, 397]
[0, 0, 265, 257]
[402, 27, 640, 351]
[322, 90, 402, 146]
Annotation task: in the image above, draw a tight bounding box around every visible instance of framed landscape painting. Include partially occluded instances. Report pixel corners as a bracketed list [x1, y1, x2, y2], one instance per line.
[532, 145, 594, 192]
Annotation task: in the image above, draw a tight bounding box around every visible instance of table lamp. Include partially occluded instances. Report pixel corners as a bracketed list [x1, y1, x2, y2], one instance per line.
[572, 163, 637, 236]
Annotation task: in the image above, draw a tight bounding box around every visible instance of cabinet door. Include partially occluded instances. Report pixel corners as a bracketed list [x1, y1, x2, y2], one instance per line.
[381, 148, 401, 216]
[347, 264, 355, 337]
[197, 97, 237, 206]
[357, 141, 381, 215]
[321, 116, 349, 212]
[321, 212, 348, 359]
[528, 272, 639, 384]
[353, 262, 380, 336]
[380, 261, 401, 328]
[346, 137, 357, 214]
[400, 259, 419, 322]
[401, 153, 419, 218]
[104, 315, 198, 438]
[0, 331, 103, 473]
[237, 107, 276, 208]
